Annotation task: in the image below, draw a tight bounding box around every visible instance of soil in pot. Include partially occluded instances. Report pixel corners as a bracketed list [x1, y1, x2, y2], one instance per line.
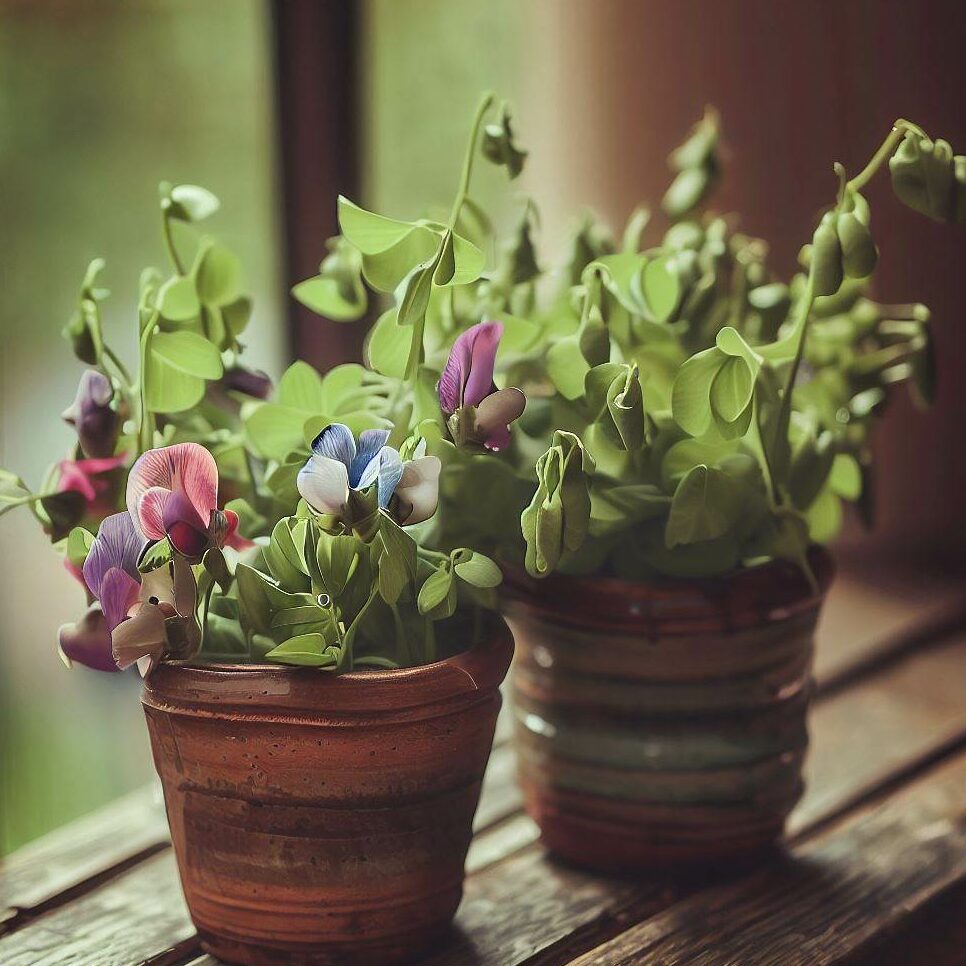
[502, 549, 833, 873]
[141, 616, 513, 966]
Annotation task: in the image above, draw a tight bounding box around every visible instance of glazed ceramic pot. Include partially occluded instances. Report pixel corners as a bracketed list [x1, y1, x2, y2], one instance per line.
[141, 617, 513, 966]
[502, 550, 833, 872]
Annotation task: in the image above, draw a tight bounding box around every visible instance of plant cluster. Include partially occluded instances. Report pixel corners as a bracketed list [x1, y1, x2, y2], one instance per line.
[1, 184, 506, 674]
[2, 94, 961, 675]
[296, 97, 961, 585]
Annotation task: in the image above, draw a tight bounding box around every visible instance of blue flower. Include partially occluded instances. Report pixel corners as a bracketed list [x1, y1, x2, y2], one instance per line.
[297, 424, 441, 526]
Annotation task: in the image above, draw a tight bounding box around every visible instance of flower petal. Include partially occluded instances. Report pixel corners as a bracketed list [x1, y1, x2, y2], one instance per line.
[83, 511, 145, 598]
[162, 490, 209, 555]
[126, 443, 217, 538]
[475, 387, 527, 451]
[111, 602, 168, 671]
[349, 429, 391, 487]
[309, 424, 355, 469]
[58, 606, 120, 673]
[297, 455, 350, 515]
[462, 321, 504, 408]
[357, 446, 404, 509]
[99, 567, 142, 631]
[394, 455, 442, 526]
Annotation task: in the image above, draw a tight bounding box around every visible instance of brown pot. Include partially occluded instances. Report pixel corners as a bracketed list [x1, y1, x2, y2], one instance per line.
[502, 549, 833, 873]
[141, 617, 513, 966]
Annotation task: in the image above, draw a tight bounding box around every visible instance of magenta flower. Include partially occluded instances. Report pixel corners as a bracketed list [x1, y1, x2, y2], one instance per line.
[62, 370, 122, 458]
[126, 442, 244, 558]
[438, 321, 525, 451]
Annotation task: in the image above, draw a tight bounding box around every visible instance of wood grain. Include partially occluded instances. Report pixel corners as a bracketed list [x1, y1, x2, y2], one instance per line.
[568, 751, 966, 966]
[0, 851, 195, 966]
[0, 785, 168, 935]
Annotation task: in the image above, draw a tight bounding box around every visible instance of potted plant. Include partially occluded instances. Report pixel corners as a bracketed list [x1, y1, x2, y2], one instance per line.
[293, 94, 964, 870]
[0, 183, 514, 964]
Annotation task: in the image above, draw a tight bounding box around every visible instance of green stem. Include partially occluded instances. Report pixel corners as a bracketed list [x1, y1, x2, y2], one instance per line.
[447, 92, 496, 229]
[102, 344, 134, 390]
[770, 273, 817, 497]
[752, 396, 780, 507]
[847, 119, 926, 193]
[0, 491, 60, 513]
[162, 213, 185, 275]
[138, 313, 158, 453]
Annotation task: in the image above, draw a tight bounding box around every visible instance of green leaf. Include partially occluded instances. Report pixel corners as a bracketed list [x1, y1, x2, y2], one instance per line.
[417, 566, 455, 615]
[665, 464, 743, 548]
[158, 275, 200, 323]
[265, 634, 337, 668]
[278, 360, 324, 410]
[671, 347, 725, 437]
[434, 232, 485, 287]
[292, 276, 366, 322]
[194, 243, 243, 306]
[453, 551, 502, 588]
[0, 469, 30, 513]
[640, 257, 681, 323]
[360, 228, 440, 293]
[338, 196, 420, 254]
[150, 331, 224, 379]
[546, 336, 591, 400]
[377, 515, 417, 603]
[145, 350, 206, 414]
[397, 260, 436, 328]
[366, 309, 410, 379]
[66, 526, 95, 569]
[168, 184, 220, 222]
[710, 356, 754, 424]
[829, 454, 862, 500]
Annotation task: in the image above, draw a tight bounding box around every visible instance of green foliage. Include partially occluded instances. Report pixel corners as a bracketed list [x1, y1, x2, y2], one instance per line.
[285, 101, 957, 586]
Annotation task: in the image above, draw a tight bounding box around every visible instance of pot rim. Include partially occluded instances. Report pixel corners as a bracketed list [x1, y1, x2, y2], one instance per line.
[142, 612, 514, 715]
[500, 545, 834, 635]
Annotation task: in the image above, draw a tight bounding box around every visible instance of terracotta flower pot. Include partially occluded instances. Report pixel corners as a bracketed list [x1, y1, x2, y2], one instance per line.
[502, 549, 833, 872]
[141, 618, 513, 966]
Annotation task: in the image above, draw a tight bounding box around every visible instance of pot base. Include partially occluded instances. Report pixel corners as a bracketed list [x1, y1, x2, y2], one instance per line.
[523, 783, 787, 872]
[198, 923, 449, 966]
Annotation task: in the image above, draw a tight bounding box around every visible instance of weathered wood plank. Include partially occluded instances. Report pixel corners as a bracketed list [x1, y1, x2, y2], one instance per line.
[568, 751, 966, 966]
[0, 785, 169, 934]
[0, 851, 195, 966]
[418, 631, 966, 966]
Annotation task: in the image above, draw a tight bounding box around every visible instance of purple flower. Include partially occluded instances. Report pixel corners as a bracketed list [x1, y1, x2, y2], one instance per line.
[60, 509, 200, 674]
[438, 321, 525, 451]
[297, 424, 441, 527]
[62, 370, 121, 458]
[58, 511, 145, 672]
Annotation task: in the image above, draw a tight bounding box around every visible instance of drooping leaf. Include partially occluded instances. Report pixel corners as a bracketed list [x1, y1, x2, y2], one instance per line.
[665, 463, 743, 548]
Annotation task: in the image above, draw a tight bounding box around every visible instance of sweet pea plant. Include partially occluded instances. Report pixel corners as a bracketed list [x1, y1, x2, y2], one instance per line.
[295, 94, 962, 586]
[1, 184, 505, 674]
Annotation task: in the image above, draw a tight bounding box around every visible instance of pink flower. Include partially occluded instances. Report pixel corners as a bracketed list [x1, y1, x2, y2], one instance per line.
[57, 454, 126, 514]
[126, 442, 246, 558]
[438, 321, 525, 451]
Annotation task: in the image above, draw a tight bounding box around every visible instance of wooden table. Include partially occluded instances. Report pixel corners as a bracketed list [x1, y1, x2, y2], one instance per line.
[3, 553, 966, 966]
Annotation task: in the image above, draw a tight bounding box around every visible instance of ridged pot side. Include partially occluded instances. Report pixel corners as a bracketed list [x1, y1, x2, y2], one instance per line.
[141, 618, 513, 966]
[503, 550, 833, 873]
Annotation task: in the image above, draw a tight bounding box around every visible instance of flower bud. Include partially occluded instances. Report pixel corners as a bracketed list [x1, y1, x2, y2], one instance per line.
[889, 131, 966, 223]
[62, 370, 121, 458]
[810, 216, 844, 297]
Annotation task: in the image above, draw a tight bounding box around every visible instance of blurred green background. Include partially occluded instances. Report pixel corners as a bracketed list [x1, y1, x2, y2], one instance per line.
[0, 0, 525, 854]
